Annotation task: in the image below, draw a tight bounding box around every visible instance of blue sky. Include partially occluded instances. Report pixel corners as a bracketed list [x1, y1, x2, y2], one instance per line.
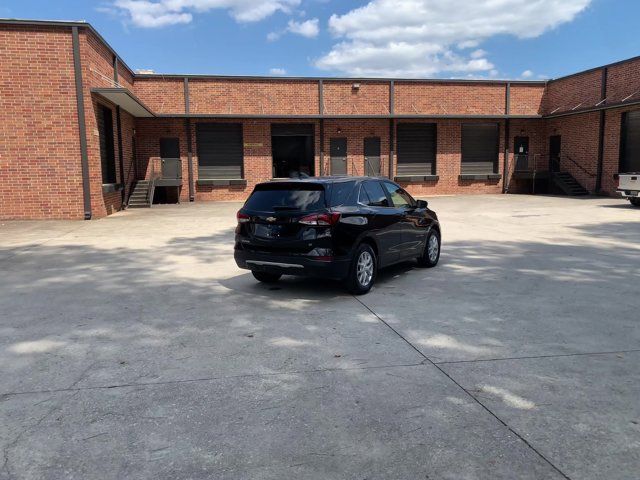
[2, 0, 638, 79]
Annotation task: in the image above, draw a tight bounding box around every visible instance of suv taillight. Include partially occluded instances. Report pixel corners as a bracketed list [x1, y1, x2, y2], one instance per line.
[237, 211, 250, 223]
[299, 212, 340, 226]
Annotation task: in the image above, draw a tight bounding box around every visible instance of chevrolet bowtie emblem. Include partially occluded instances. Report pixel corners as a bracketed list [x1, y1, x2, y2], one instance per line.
[266, 217, 277, 222]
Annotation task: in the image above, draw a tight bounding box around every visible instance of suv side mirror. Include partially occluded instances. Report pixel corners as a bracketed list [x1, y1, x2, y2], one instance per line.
[416, 199, 428, 209]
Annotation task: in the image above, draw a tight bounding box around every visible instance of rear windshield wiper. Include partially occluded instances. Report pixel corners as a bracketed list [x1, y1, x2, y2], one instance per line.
[273, 206, 301, 211]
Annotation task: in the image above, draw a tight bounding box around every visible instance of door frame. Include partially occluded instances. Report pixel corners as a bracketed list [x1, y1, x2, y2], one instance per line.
[513, 136, 530, 171]
[549, 135, 562, 172]
[364, 136, 382, 176]
[330, 137, 348, 175]
[270, 123, 315, 178]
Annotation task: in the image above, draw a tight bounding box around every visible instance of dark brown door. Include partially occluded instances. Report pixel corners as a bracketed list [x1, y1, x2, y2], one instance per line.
[549, 135, 561, 172]
[364, 137, 381, 176]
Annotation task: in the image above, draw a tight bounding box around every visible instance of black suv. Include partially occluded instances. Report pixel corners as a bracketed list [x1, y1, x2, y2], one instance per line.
[234, 177, 441, 294]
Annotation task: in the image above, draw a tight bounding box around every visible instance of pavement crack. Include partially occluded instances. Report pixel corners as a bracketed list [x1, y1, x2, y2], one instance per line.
[1, 362, 425, 397]
[434, 349, 640, 365]
[352, 295, 573, 480]
[2, 391, 79, 477]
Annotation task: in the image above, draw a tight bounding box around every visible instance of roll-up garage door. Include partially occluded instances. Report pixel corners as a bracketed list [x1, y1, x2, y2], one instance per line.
[461, 123, 499, 174]
[196, 123, 243, 179]
[621, 110, 640, 173]
[397, 123, 436, 176]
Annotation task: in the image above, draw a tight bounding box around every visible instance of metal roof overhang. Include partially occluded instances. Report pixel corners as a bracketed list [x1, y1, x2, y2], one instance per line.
[154, 113, 543, 120]
[91, 88, 155, 118]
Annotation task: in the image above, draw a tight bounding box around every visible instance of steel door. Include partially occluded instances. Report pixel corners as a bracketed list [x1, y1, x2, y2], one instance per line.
[330, 138, 347, 175]
[549, 135, 561, 172]
[160, 137, 181, 179]
[514, 136, 530, 171]
[364, 137, 381, 176]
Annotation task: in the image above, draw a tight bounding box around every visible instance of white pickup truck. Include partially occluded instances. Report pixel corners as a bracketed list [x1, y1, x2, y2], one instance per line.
[617, 173, 640, 207]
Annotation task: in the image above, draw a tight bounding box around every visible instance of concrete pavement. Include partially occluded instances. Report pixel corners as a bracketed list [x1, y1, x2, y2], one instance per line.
[1, 194, 639, 479]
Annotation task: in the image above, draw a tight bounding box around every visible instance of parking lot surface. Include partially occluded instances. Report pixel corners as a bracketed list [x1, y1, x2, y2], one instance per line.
[1, 195, 639, 479]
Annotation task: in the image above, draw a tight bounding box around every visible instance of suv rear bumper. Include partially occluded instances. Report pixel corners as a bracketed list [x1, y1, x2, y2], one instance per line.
[234, 249, 351, 280]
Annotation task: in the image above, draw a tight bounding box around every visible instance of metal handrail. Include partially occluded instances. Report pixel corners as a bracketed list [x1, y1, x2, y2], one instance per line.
[322, 158, 379, 177]
[148, 158, 162, 206]
[559, 153, 596, 178]
[123, 147, 138, 206]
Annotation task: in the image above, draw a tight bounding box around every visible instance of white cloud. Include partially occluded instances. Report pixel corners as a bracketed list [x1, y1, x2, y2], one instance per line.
[268, 17, 319, 41]
[457, 39, 479, 49]
[521, 69, 534, 78]
[269, 67, 287, 75]
[113, 0, 301, 27]
[316, 0, 591, 77]
[286, 18, 319, 38]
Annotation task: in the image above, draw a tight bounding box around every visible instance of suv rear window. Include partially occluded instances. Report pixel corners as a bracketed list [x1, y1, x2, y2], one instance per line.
[244, 183, 326, 212]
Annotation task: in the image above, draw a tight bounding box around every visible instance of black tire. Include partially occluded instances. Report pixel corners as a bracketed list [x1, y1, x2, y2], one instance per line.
[251, 271, 282, 283]
[417, 229, 441, 268]
[630, 198, 640, 207]
[346, 243, 377, 295]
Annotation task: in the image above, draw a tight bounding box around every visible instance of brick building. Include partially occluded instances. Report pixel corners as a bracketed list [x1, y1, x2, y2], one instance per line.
[1, 19, 639, 219]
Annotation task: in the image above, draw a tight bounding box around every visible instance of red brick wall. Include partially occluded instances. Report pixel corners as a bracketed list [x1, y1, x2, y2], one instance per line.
[81, 29, 138, 218]
[188, 79, 318, 115]
[323, 81, 389, 115]
[546, 112, 600, 192]
[394, 82, 506, 116]
[323, 119, 390, 177]
[131, 77, 548, 118]
[509, 85, 544, 116]
[134, 77, 185, 114]
[135, 118, 191, 202]
[606, 58, 640, 104]
[544, 70, 602, 115]
[0, 25, 85, 220]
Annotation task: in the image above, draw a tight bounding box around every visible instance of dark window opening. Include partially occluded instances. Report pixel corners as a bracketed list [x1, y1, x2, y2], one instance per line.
[397, 123, 437, 176]
[271, 124, 315, 178]
[97, 104, 116, 184]
[196, 123, 243, 179]
[461, 123, 499, 174]
[160, 137, 182, 179]
[620, 110, 640, 173]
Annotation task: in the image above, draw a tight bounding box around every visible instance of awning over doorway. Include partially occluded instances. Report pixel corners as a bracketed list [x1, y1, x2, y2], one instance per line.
[91, 88, 155, 118]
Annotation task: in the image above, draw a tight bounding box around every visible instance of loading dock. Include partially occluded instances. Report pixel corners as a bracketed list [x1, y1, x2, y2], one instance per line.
[271, 124, 315, 178]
